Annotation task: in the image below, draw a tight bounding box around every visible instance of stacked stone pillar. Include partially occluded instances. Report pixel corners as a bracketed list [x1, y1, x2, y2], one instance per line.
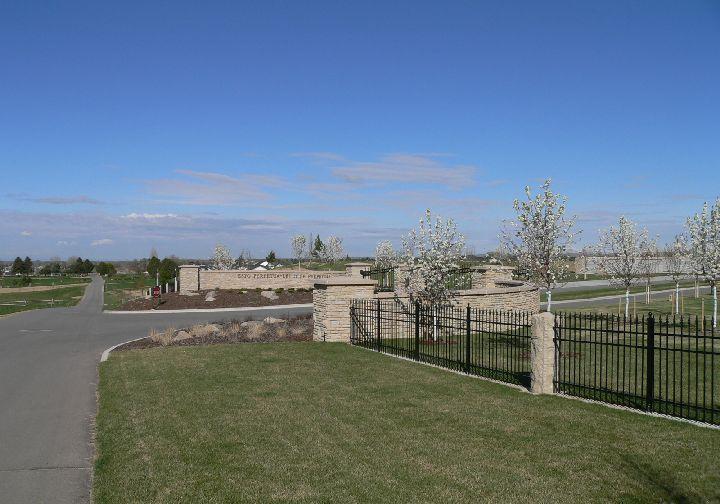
[530, 312, 555, 394]
[312, 278, 376, 342]
[471, 265, 516, 289]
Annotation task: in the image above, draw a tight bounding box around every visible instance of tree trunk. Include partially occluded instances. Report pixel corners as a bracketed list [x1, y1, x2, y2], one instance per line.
[713, 285, 717, 329]
[546, 290, 552, 312]
[625, 288, 630, 318]
[675, 281, 679, 314]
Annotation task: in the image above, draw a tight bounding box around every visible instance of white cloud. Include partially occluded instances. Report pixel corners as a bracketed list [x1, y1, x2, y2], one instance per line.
[122, 213, 181, 220]
[20, 230, 32, 236]
[91, 238, 114, 246]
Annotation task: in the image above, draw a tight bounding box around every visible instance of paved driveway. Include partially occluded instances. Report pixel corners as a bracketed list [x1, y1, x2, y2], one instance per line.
[0, 275, 311, 503]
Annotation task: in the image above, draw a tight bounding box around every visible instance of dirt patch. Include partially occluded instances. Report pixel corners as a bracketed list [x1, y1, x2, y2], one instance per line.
[117, 288, 312, 311]
[115, 315, 313, 351]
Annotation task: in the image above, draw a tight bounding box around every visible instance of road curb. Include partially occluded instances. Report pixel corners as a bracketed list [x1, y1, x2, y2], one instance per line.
[103, 303, 313, 314]
[100, 336, 148, 362]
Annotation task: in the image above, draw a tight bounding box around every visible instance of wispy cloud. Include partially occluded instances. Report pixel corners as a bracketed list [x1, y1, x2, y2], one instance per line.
[91, 238, 114, 246]
[20, 230, 32, 236]
[144, 169, 290, 206]
[6, 193, 104, 205]
[329, 153, 477, 189]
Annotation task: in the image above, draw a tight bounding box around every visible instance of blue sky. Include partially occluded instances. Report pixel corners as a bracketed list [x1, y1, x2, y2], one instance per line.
[1, 1, 719, 260]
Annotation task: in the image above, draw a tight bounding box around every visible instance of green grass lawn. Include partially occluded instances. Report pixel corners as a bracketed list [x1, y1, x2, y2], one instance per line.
[571, 292, 716, 318]
[103, 274, 155, 310]
[544, 280, 699, 303]
[0, 285, 87, 316]
[0, 275, 90, 287]
[95, 343, 720, 503]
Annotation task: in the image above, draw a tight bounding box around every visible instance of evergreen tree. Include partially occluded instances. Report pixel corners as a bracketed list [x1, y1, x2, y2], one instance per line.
[82, 259, 95, 274]
[312, 235, 325, 259]
[265, 250, 277, 263]
[23, 256, 33, 275]
[11, 257, 24, 275]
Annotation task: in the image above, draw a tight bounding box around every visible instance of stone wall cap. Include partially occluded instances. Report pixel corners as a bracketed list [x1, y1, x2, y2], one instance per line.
[472, 264, 515, 271]
[314, 278, 377, 287]
[345, 262, 373, 267]
[179, 264, 202, 268]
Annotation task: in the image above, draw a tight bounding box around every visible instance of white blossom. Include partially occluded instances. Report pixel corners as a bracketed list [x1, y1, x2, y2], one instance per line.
[211, 243, 234, 270]
[500, 179, 578, 311]
[374, 240, 396, 269]
[400, 209, 465, 306]
[686, 198, 720, 326]
[323, 235, 345, 263]
[290, 234, 307, 269]
[594, 216, 656, 317]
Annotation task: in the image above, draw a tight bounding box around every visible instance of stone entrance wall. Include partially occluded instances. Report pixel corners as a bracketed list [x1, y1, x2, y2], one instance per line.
[178, 263, 371, 292]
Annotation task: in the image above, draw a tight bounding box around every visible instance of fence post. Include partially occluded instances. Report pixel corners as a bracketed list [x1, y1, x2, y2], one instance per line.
[646, 313, 655, 411]
[376, 298, 381, 351]
[414, 302, 420, 361]
[465, 305, 471, 373]
[530, 312, 555, 394]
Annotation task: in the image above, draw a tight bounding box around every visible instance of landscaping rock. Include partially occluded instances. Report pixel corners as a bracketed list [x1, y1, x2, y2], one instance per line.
[180, 292, 199, 297]
[173, 330, 192, 342]
[204, 291, 216, 302]
[241, 320, 262, 328]
[263, 316, 285, 324]
[260, 290, 279, 300]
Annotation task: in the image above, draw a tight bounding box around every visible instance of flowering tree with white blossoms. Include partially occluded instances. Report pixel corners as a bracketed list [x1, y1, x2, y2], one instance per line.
[500, 179, 578, 311]
[290, 234, 307, 270]
[212, 243, 234, 270]
[400, 209, 466, 307]
[594, 216, 656, 317]
[686, 198, 720, 327]
[323, 235, 345, 263]
[374, 240, 396, 269]
[665, 235, 688, 314]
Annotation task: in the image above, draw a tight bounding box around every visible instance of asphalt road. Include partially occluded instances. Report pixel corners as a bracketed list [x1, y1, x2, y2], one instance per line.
[0, 275, 311, 504]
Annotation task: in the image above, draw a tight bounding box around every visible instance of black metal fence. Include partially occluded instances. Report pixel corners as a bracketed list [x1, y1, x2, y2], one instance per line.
[350, 299, 532, 387]
[360, 267, 395, 292]
[446, 267, 473, 290]
[554, 312, 719, 425]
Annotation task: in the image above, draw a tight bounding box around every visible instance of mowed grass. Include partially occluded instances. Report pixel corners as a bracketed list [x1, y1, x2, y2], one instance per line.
[103, 274, 155, 310]
[94, 343, 720, 503]
[573, 292, 716, 318]
[0, 285, 87, 316]
[544, 280, 700, 303]
[0, 275, 90, 287]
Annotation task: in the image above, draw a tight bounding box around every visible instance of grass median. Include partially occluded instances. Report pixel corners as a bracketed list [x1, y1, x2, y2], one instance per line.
[94, 342, 719, 503]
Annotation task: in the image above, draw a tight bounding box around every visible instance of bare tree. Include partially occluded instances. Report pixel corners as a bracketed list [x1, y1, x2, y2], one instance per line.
[290, 234, 307, 270]
[212, 243, 234, 270]
[594, 216, 656, 317]
[500, 179, 578, 311]
[686, 198, 720, 327]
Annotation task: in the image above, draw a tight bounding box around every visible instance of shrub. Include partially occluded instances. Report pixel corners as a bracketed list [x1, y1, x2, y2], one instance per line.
[148, 327, 174, 346]
[7, 276, 32, 287]
[274, 288, 284, 295]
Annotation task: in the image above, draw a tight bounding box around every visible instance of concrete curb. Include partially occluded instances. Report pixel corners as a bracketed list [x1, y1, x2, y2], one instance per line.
[100, 336, 148, 362]
[104, 303, 313, 314]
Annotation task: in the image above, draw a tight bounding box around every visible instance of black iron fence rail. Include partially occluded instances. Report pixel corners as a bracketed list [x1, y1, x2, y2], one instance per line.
[350, 299, 532, 387]
[554, 312, 718, 425]
[360, 267, 395, 292]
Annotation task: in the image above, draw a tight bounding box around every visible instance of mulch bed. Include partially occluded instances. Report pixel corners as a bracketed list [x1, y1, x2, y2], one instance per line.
[118, 288, 312, 311]
[115, 314, 313, 351]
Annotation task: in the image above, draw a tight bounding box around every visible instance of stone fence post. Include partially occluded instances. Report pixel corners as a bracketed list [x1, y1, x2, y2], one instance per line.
[530, 312, 555, 394]
[313, 278, 376, 342]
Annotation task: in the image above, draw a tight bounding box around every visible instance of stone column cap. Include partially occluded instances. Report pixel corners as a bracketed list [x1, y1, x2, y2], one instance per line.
[314, 277, 377, 287]
[179, 264, 201, 268]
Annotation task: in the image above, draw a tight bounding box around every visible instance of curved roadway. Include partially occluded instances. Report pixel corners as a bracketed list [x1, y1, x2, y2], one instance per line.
[0, 275, 311, 503]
